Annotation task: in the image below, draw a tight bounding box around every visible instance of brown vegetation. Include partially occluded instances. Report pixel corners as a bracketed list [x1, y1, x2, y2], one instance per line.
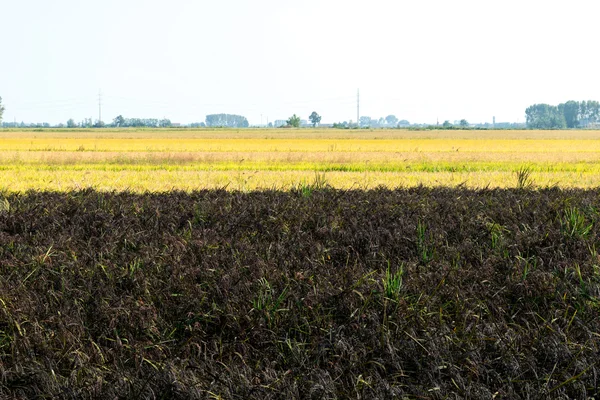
[0, 188, 599, 398]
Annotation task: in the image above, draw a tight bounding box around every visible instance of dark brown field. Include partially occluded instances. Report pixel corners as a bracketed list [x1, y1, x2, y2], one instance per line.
[1, 188, 599, 399]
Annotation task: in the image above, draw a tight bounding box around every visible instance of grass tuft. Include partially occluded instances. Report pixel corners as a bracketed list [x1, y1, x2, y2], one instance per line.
[562, 206, 593, 238]
[516, 165, 534, 189]
[383, 261, 404, 300]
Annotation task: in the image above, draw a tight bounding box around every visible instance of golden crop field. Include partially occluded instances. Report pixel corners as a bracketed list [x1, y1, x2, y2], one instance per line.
[1, 128, 600, 192]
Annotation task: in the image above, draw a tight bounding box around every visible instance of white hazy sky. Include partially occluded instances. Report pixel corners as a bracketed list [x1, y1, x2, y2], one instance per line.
[1, 0, 599, 125]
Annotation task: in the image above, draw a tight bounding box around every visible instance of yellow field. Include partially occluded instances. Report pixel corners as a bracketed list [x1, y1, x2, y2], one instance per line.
[1, 128, 600, 191]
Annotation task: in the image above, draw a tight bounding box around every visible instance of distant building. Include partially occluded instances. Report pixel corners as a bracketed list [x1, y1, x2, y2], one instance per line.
[274, 120, 287, 127]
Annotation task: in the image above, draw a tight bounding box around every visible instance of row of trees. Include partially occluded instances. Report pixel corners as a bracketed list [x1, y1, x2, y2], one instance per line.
[526, 101, 600, 129]
[359, 115, 410, 128]
[5, 92, 600, 130]
[332, 115, 409, 128]
[112, 115, 172, 128]
[283, 112, 321, 128]
[442, 119, 469, 128]
[205, 114, 249, 128]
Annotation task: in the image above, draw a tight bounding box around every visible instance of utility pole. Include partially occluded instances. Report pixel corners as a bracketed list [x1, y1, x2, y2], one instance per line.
[357, 89, 360, 128]
[98, 90, 102, 125]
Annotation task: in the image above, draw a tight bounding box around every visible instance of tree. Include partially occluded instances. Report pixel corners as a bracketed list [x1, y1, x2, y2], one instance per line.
[0, 96, 5, 124]
[385, 115, 398, 126]
[309, 111, 321, 127]
[459, 119, 469, 128]
[525, 104, 566, 129]
[579, 100, 600, 127]
[67, 118, 77, 128]
[359, 116, 371, 127]
[287, 114, 301, 128]
[442, 120, 453, 128]
[113, 115, 125, 127]
[559, 101, 580, 128]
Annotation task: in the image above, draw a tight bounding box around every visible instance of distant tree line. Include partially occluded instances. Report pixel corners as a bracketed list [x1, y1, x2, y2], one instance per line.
[331, 115, 410, 129]
[440, 119, 469, 128]
[205, 114, 249, 128]
[112, 115, 172, 128]
[2, 121, 55, 128]
[526, 101, 600, 129]
[359, 115, 410, 128]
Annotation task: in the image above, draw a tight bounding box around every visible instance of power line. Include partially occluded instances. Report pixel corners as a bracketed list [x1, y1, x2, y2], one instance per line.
[11, 97, 89, 106]
[9, 98, 94, 111]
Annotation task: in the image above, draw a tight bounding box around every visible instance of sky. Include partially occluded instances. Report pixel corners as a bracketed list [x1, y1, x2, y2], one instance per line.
[1, 0, 599, 126]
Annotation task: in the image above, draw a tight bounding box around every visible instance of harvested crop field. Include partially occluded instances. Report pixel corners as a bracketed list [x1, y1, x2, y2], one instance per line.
[3, 128, 600, 191]
[1, 188, 599, 398]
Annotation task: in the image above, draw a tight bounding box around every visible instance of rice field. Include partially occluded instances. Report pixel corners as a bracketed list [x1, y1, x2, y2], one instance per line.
[2, 128, 600, 191]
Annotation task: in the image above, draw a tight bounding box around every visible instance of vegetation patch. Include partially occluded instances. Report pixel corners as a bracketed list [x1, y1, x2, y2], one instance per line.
[0, 188, 599, 398]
